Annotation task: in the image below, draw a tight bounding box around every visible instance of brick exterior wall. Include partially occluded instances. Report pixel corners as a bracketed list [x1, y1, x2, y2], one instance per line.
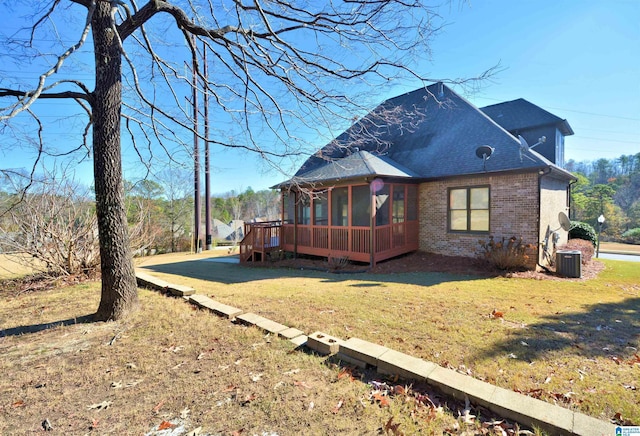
[418, 172, 541, 269]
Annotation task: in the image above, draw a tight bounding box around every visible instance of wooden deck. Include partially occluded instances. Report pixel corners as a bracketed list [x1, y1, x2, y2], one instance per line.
[240, 220, 418, 265]
[239, 221, 282, 262]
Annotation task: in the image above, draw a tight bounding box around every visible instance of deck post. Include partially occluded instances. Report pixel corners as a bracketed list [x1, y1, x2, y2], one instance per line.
[370, 184, 376, 268]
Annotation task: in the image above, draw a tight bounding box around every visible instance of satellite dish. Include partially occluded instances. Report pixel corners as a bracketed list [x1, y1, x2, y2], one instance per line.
[475, 145, 494, 160]
[517, 135, 535, 163]
[475, 145, 494, 171]
[558, 212, 571, 231]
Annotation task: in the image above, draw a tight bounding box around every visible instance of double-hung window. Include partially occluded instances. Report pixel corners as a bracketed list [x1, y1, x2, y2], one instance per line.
[448, 186, 490, 232]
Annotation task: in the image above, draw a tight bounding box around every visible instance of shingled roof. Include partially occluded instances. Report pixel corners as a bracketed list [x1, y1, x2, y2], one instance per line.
[480, 99, 574, 136]
[286, 83, 574, 186]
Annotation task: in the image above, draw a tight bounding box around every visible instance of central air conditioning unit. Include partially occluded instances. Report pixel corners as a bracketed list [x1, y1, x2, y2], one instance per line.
[556, 250, 581, 278]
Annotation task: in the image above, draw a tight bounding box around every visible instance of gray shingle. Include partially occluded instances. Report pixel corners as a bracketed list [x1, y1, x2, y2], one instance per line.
[287, 83, 573, 185]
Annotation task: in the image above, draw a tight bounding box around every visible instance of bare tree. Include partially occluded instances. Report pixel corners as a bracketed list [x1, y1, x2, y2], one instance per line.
[0, 1, 484, 320]
[0, 173, 100, 278]
[155, 165, 193, 253]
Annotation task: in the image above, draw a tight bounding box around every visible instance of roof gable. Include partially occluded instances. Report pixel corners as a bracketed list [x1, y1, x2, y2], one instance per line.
[292, 83, 573, 184]
[480, 99, 574, 136]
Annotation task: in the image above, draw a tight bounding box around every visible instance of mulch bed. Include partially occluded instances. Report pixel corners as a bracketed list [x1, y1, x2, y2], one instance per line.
[249, 251, 605, 280]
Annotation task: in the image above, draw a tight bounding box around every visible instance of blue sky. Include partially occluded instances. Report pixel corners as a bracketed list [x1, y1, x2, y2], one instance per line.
[2, 1, 639, 195]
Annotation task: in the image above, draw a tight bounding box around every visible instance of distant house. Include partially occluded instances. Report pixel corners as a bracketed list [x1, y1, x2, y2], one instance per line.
[242, 82, 575, 269]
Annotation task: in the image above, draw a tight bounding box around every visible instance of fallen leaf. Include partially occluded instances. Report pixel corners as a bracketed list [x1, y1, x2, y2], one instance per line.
[613, 412, 634, 426]
[89, 419, 99, 430]
[87, 401, 112, 410]
[223, 385, 237, 392]
[125, 379, 143, 388]
[384, 416, 402, 435]
[153, 400, 165, 413]
[331, 399, 344, 414]
[231, 429, 245, 436]
[372, 393, 390, 407]
[241, 394, 256, 406]
[158, 421, 176, 431]
[338, 367, 355, 381]
[12, 400, 26, 408]
[490, 309, 504, 319]
[393, 385, 406, 395]
[460, 397, 476, 424]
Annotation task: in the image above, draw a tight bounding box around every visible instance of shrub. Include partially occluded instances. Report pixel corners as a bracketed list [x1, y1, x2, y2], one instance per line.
[478, 236, 535, 271]
[328, 255, 350, 271]
[622, 228, 640, 244]
[569, 221, 597, 247]
[557, 238, 594, 264]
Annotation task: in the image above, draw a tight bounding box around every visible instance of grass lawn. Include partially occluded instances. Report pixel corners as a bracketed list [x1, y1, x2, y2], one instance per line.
[1, 267, 534, 435]
[137, 251, 640, 426]
[1, 249, 637, 433]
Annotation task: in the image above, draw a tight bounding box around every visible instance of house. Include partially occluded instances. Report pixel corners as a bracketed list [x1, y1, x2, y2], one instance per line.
[241, 82, 575, 269]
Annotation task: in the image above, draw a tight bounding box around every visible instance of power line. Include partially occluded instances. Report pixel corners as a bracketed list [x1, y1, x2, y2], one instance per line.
[474, 96, 640, 122]
[573, 135, 640, 145]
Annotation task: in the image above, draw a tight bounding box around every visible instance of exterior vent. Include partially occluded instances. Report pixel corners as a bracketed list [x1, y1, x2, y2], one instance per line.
[556, 250, 581, 278]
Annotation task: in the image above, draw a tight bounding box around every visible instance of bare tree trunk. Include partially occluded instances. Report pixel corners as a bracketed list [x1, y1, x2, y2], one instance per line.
[92, 2, 138, 321]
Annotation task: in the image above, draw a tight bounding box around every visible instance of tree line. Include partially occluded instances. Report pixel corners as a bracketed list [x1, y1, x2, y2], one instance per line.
[566, 152, 640, 242]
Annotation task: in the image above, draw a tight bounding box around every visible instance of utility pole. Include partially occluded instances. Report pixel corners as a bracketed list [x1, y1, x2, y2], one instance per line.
[203, 42, 212, 250]
[192, 35, 201, 253]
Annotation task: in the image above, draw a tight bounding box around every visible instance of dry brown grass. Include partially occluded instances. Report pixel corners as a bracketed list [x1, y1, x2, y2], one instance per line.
[600, 241, 640, 254]
[0, 253, 44, 279]
[136, 251, 640, 426]
[0, 279, 530, 435]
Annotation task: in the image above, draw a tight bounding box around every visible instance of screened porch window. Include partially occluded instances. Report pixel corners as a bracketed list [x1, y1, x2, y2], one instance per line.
[283, 191, 295, 224]
[352, 185, 370, 226]
[449, 186, 489, 232]
[331, 187, 349, 226]
[297, 196, 310, 225]
[313, 193, 328, 225]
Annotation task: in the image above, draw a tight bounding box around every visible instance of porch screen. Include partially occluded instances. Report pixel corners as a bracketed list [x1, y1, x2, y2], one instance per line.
[352, 185, 370, 226]
[283, 191, 295, 224]
[297, 196, 310, 225]
[331, 187, 348, 226]
[375, 185, 390, 226]
[314, 193, 328, 225]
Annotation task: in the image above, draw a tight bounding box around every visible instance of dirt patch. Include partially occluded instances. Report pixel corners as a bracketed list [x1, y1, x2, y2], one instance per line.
[251, 250, 605, 280]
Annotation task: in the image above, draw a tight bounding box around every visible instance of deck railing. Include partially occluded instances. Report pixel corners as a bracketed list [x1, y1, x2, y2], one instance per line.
[242, 220, 418, 264]
[240, 221, 282, 262]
